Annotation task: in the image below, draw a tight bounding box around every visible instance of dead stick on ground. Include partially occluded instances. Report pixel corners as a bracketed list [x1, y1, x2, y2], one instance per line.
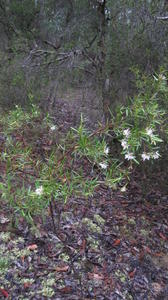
[49, 195, 56, 233]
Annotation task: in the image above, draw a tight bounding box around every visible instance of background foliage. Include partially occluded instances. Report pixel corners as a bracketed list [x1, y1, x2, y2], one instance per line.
[0, 0, 167, 108]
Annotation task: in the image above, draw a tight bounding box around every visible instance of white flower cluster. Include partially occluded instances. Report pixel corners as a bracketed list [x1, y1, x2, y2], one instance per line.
[152, 151, 160, 159]
[121, 127, 160, 162]
[146, 127, 153, 138]
[98, 146, 109, 170]
[159, 74, 166, 81]
[141, 127, 160, 160]
[35, 186, 43, 196]
[120, 128, 135, 161]
[104, 146, 109, 155]
[50, 125, 56, 131]
[141, 151, 160, 161]
[99, 162, 108, 169]
[123, 128, 131, 138]
[121, 139, 128, 150]
[141, 153, 150, 161]
[125, 153, 135, 161]
[154, 74, 166, 81]
[121, 128, 130, 151]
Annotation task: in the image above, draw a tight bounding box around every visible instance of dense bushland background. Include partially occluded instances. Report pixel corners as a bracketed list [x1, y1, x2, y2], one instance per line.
[0, 0, 168, 108]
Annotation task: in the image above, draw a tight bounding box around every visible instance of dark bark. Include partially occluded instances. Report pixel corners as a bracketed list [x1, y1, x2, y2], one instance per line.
[97, 0, 111, 122]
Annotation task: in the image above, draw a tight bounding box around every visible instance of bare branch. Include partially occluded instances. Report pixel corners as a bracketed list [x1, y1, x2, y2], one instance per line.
[43, 40, 62, 51]
[156, 16, 168, 20]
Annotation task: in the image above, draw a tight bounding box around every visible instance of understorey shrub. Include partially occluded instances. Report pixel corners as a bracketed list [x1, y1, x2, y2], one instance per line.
[114, 69, 167, 166]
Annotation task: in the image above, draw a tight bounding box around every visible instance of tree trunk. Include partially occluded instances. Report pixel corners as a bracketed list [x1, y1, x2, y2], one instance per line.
[102, 78, 111, 122]
[97, 0, 111, 122]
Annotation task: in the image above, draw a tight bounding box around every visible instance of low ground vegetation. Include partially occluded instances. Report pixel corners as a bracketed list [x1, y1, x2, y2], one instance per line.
[0, 72, 168, 299]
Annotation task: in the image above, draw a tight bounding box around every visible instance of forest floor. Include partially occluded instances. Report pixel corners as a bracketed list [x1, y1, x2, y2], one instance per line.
[0, 92, 168, 299]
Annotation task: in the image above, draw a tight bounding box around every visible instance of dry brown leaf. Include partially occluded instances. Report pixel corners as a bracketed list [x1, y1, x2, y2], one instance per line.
[129, 268, 136, 278]
[24, 282, 32, 289]
[143, 246, 152, 254]
[59, 286, 72, 293]
[27, 244, 38, 251]
[113, 239, 121, 246]
[55, 265, 69, 272]
[0, 288, 9, 298]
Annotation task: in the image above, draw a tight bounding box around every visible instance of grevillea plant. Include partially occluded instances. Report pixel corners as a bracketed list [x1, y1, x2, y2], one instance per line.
[114, 70, 167, 165]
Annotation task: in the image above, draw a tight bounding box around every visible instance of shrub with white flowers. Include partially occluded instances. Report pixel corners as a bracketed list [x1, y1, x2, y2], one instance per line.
[114, 69, 167, 165]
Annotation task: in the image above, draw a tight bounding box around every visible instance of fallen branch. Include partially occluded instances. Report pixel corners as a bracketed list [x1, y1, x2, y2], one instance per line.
[156, 16, 168, 20]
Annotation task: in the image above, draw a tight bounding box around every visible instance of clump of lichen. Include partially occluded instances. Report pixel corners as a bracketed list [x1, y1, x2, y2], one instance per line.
[87, 236, 100, 250]
[40, 277, 55, 297]
[82, 218, 102, 234]
[94, 214, 105, 226]
[115, 270, 127, 283]
[0, 232, 11, 242]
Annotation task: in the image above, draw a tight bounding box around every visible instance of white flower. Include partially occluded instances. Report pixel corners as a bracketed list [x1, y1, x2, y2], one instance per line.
[123, 128, 131, 138]
[104, 146, 109, 155]
[159, 74, 166, 81]
[141, 152, 150, 161]
[125, 153, 135, 160]
[121, 139, 128, 149]
[35, 186, 43, 196]
[121, 185, 127, 192]
[146, 128, 153, 137]
[152, 151, 160, 159]
[99, 162, 108, 169]
[50, 125, 56, 131]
